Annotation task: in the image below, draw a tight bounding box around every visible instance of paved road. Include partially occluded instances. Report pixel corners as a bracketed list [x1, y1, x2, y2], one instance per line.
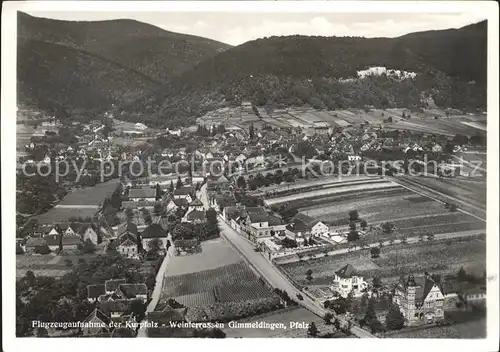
[217, 216, 375, 338]
[137, 247, 174, 338]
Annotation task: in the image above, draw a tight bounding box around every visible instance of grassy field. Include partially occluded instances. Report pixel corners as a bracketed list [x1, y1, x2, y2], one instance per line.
[58, 179, 120, 206]
[165, 238, 243, 277]
[16, 253, 98, 278]
[278, 236, 486, 286]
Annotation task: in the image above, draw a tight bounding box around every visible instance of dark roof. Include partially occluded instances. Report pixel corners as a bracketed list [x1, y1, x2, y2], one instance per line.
[399, 275, 441, 301]
[99, 299, 133, 314]
[141, 223, 168, 239]
[118, 222, 138, 236]
[189, 198, 204, 206]
[268, 214, 284, 226]
[174, 186, 195, 196]
[119, 232, 137, 245]
[61, 235, 83, 246]
[87, 284, 106, 299]
[105, 279, 127, 293]
[118, 284, 148, 299]
[172, 198, 189, 207]
[291, 213, 316, 226]
[174, 239, 199, 248]
[335, 264, 357, 279]
[246, 207, 268, 223]
[186, 210, 206, 221]
[44, 234, 61, 246]
[83, 308, 111, 326]
[129, 188, 156, 199]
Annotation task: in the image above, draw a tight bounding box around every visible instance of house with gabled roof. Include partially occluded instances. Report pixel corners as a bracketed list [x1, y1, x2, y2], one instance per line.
[173, 186, 195, 202]
[116, 232, 140, 258]
[140, 223, 171, 252]
[87, 284, 106, 303]
[80, 223, 101, 245]
[331, 264, 367, 298]
[393, 274, 445, 326]
[105, 279, 127, 294]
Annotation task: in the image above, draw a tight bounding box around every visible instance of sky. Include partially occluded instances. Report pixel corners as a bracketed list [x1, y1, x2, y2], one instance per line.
[26, 11, 486, 46]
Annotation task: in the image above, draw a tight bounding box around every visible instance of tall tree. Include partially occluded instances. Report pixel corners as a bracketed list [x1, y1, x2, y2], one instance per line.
[385, 303, 405, 330]
[176, 176, 183, 190]
[307, 322, 319, 337]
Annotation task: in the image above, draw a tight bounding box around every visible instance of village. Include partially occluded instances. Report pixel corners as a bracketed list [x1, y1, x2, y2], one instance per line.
[15, 99, 487, 338]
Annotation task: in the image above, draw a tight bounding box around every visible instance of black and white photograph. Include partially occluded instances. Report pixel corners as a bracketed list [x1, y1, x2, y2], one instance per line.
[1, 0, 498, 349]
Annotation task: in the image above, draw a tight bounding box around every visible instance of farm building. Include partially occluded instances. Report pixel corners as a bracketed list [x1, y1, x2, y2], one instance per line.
[140, 224, 171, 253]
[128, 187, 157, 202]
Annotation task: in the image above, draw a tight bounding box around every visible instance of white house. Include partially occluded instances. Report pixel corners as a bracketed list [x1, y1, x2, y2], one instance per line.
[311, 221, 329, 237]
[331, 264, 367, 298]
[135, 123, 148, 130]
[80, 224, 100, 245]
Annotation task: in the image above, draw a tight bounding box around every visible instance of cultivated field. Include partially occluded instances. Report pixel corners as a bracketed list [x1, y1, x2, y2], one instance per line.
[268, 176, 485, 241]
[160, 238, 280, 322]
[279, 236, 486, 286]
[16, 253, 98, 278]
[265, 179, 399, 206]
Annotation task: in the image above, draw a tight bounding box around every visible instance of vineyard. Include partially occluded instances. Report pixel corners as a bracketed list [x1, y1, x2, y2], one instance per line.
[161, 261, 280, 322]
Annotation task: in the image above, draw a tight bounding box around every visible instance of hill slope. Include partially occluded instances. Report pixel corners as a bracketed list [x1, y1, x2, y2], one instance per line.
[18, 12, 231, 82]
[119, 21, 487, 127]
[17, 38, 163, 115]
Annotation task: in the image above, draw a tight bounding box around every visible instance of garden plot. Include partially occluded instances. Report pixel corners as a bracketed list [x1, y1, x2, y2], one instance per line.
[165, 238, 242, 277]
[279, 236, 486, 286]
[265, 179, 398, 206]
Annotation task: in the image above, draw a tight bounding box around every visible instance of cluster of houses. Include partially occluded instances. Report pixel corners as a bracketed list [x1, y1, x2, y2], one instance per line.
[65, 278, 149, 337]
